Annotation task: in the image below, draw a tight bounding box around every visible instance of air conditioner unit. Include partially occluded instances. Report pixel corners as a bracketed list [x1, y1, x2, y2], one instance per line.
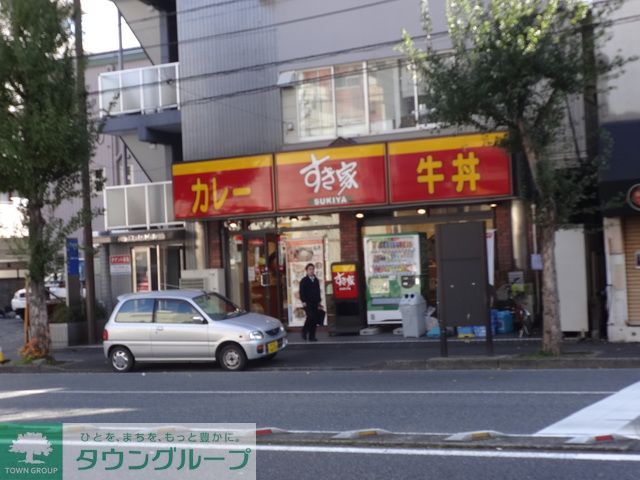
[179, 269, 226, 296]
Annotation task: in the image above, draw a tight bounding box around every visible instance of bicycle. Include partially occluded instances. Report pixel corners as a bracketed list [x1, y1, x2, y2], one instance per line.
[494, 282, 534, 337]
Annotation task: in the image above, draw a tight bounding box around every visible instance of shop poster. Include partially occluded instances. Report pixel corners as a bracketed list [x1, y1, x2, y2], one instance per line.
[486, 229, 495, 286]
[285, 238, 326, 327]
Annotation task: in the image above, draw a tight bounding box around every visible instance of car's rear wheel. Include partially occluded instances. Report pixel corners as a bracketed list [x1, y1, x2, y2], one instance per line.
[110, 346, 134, 373]
[218, 344, 247, 371]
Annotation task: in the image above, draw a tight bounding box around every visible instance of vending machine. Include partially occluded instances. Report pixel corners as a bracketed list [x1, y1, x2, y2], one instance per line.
[363, 233, 428, 324]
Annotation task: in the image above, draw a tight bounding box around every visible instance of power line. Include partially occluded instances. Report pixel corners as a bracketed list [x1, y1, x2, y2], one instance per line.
[87, 9, 640, 104]
[113, 0, 405, 55]
[88, 33, 436, 99]
[175, 13, 640, 109]
[119, 0, 301, 36]
[123, 0, 267, 26]
[107, 0, 638, 51]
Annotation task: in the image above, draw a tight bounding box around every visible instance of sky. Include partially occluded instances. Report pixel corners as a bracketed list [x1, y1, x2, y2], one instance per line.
[83, 0, 140, 54]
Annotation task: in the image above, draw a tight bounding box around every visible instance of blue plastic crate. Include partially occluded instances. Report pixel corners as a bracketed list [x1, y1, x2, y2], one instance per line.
[457, 326, 475, 338]
[426, 327, 440, 338]
[496, 310, 514, 334]
[472, 324, 497, 337]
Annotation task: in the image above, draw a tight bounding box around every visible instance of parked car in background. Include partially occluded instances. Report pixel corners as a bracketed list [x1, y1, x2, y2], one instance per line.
[103, 290, 288, 372]
[10, 289, 26, 318]
[10, 274, 68, 318]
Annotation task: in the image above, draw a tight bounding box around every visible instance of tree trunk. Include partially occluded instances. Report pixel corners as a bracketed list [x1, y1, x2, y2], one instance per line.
[28, 277, 50, 358]
[540, 220, 562, 355]
[26, 205, 50, 358]
[516, 120, 562, 355]
[25, 450, 34, 464]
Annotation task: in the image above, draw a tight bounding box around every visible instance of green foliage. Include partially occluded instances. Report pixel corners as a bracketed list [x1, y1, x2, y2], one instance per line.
[49, 302, 82, 324]
[401, 0, 629, 226]
[0, 0, 94, 285]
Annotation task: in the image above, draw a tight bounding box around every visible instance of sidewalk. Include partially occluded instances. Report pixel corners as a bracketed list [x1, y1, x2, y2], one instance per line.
[0, 325, 639, 372]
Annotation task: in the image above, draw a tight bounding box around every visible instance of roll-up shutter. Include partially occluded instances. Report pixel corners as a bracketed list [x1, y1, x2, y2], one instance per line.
[623, 216, 640, 325]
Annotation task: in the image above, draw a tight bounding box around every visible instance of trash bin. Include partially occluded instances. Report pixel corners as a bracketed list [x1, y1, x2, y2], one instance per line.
[399, 293, 427, 338]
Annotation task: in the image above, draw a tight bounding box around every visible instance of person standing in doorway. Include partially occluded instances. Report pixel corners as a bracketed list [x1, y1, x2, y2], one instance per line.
[299, 263, 322, 341]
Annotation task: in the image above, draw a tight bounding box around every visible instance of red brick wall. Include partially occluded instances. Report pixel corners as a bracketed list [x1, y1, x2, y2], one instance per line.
[494, 202, 513, 283]
[207, 221, 223, 268]
[339, 213, 361, 263]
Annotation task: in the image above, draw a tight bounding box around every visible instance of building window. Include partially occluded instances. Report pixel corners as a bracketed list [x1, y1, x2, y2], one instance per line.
[282, 58, 430, 143]
[297, 67, 335, 138]
[91, 168, 106, 193]
[335, 63, 367, 137]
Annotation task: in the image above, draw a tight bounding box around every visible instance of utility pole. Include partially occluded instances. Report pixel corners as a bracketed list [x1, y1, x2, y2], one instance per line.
[73, 0, 97, 343]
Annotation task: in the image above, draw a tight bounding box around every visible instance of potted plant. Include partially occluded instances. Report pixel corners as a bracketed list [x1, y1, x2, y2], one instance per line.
[48, 303, 85, 349]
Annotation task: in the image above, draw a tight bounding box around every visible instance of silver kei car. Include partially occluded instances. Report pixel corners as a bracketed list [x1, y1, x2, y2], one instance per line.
[102, 290, 287, 372]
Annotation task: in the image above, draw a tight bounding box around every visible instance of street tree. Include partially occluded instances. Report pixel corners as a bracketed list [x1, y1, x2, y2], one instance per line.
[402, 0, 627, 354]
[0, 0, 93, 357]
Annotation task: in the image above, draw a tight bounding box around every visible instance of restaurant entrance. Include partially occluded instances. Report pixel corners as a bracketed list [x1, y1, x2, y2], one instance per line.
[227, 232, 284, 321]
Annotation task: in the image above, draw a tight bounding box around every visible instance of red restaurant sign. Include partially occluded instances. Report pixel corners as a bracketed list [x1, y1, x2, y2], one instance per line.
[388, 133, 511, 204]
[275, 144, 387, 211]
[331, 263, 359, 300]
[172, 155, 274, 219]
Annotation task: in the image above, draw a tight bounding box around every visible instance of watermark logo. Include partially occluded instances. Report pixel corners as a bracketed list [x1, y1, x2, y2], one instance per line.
[1, 424, 62, 480]
[9, 432, 53, 464]
[1, 423, 255, 480]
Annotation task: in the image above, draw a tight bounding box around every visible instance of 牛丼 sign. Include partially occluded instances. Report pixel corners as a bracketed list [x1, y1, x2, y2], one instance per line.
[388, 133, 511, 204]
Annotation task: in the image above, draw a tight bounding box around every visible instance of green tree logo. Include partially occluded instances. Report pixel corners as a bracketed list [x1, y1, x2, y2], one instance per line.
[9, 432, 52, 464]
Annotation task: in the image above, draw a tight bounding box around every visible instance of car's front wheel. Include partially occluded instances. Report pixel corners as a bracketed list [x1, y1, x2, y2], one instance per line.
[110, 346, 134, 373]
[218, 344, 247, 371]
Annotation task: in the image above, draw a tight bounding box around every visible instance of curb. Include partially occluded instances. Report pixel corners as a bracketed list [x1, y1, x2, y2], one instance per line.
[2, 355, 640, 373]
[255, 431, 640, 453]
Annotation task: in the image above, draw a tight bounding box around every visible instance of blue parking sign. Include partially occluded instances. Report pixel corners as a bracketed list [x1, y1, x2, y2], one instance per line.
[66, 238, 79, 276]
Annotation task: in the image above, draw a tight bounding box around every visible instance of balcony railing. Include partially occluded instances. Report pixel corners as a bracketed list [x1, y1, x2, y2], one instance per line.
[104, 181, 183, 230]
[99, 63, 180, 117]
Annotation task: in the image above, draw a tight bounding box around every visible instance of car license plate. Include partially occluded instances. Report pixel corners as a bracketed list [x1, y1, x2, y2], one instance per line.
[267, 341, 278, 354]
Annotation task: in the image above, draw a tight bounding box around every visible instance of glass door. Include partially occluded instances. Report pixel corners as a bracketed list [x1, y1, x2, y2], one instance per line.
[244, 233, 281, 318]
[132, 246, 160, 292]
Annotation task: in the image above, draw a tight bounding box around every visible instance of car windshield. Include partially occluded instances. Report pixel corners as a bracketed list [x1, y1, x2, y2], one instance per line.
[193, 293, 245, 320]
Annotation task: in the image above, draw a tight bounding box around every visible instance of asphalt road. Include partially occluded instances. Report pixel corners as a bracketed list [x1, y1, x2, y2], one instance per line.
[1, 368, 639, 478]
[0, 369, 638, 432]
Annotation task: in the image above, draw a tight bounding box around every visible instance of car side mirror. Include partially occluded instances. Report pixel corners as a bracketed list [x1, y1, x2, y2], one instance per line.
[192, 316, 207, 324]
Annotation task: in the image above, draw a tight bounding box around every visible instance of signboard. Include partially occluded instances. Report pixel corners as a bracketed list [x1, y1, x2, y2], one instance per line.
[331, 263, 359, 300]
[275, 144, 387, 211]
[172, 155, 274, 219]
[110, 255, 132, 276]
[285, 238, 326, 327]
[388, 133, 511, 204]
[65, 238, 79, 276]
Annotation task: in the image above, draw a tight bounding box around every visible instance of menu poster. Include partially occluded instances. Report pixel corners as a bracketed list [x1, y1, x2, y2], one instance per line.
[286, 238, 326, 327]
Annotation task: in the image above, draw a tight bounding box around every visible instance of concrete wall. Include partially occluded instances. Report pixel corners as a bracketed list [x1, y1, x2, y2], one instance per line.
[603, 217, 638, 341]
[600, 0, 640, 123]
[177, 0, 448, 161]
[600, 2, 640, 342]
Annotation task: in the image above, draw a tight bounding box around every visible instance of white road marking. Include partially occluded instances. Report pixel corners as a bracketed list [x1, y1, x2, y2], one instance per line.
[0, 408, 136, 422]
[3, 389, 612, 395]
[0, 388, 62, 400]
[536, 381, 640, 439]
[254, 444, 640, 462]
